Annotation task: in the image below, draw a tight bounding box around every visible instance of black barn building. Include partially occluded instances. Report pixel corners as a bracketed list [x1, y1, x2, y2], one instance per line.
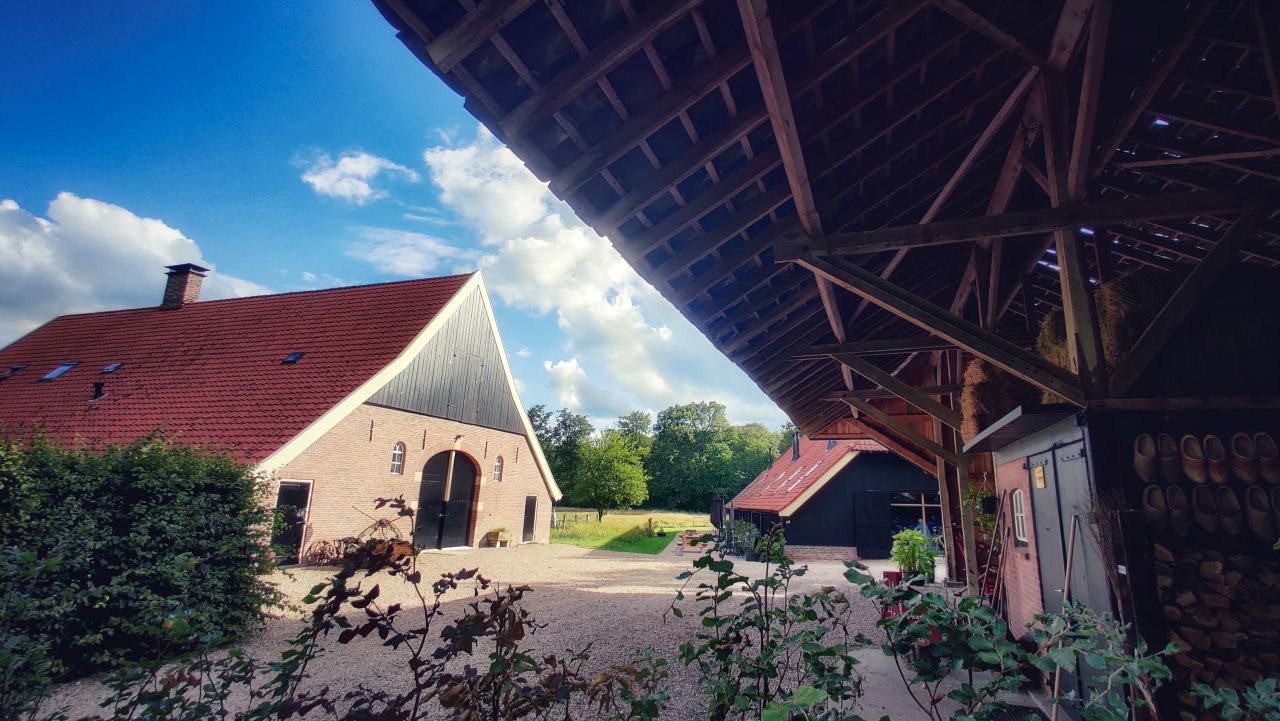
[729, 435, 939, 560]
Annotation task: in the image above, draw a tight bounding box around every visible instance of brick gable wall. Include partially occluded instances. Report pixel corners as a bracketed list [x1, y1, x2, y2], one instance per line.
[278, 403, 552, 557]
[995, 457, 1044, 640]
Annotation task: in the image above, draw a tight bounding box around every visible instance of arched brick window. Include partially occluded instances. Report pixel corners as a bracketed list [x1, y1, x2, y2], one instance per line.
[390, 442, 406, 475]
[493, 456, 504, 482]
[1011, 489, 1028, 543]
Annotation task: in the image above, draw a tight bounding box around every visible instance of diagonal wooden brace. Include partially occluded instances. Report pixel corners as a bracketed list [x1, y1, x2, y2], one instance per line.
[799, 256, 1087, 406]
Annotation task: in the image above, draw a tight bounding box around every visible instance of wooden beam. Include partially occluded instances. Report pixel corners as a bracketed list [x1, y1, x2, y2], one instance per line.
[830, 353, 965, 430]
[718, 291, 818, 355]
[776, 187, 1280, 257]
[1108, 209, 1267, 397]
[499, 0, 703, 137]
[426, 0, 539, 72]
[847, 397, 960, 466]
[928, 0, 1046, 66]
[921, 67, 1040, 225]
[799, 256, 1087, 405]
[1067, 0, 1111, 200]
[738, 0, 852, 390]
[824, 385, 962, 401]
[1253, 0, 1280, 121]
[844, 417, 939, 477]
[1090, 0, 1220, 177]
[1117, 147, 1280, 169]
[1042, 68, 1108, 395]
[797, 337, 956, 358]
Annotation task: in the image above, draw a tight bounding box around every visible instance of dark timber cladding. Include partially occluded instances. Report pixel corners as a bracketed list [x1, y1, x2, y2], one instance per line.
[368, 287, 525, 434]
[373, 0, 1280, 454]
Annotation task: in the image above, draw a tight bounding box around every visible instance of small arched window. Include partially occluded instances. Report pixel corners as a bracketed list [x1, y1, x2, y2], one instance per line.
[493, 456, 504, 482]
[390, 442, 406, 475]
[1011, 489, 1028, 543]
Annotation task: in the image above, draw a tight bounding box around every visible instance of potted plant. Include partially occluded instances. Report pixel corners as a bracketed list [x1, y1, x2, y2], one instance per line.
[891, 528, 938, 583]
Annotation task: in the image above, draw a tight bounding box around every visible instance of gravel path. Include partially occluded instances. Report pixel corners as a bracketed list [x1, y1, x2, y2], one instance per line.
[51, 542, 901, 720]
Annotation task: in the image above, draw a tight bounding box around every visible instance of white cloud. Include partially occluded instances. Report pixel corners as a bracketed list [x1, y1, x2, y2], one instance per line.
[345, 227, 478, 277]
[300, 151, 419, 204]
[515, 348, 531, 357]
[0, 193, 269, 344]
[409, 128, 785, 425]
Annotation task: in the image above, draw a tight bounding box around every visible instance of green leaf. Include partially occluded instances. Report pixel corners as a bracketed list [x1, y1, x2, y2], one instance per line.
[790, 685, 825, 707]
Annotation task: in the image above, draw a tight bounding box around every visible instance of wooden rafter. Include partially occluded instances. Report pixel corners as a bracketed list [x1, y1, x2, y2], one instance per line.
[1108, 209, 1268, 396]
[846, 397, 960, 466]
[426, 0, 538, 72]
[798, 257, 1086, 405]
[928, 0, 1045, 66]
[1090, 0, 1221, 177]
[830, 353, 964, 430]
[797, 337, 955, 358]
[844, 417, 939, 477]
[824, 385, 963, 401]
[738, 0, 853, 390]
[776, 187, 1280, 257]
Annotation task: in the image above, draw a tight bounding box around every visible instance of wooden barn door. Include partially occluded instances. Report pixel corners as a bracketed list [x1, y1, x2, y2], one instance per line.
[415, 452, 450, 549]
[855, 491, 892, 558]
[440, 455, 477, 548]
[522, 496, 537, 542]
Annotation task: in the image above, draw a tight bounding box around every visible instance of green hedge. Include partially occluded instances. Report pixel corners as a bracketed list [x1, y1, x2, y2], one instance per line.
[0, 435, 278, 676]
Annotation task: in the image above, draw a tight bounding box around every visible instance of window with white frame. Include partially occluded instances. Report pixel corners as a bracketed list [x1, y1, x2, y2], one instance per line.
[493, 456, 504, 482]
[390, 442, 406, 475]
[1011, 489, 1028, 543]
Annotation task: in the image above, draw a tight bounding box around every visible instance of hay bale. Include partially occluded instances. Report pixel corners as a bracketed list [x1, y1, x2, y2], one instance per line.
[961, 358, 1041, 441]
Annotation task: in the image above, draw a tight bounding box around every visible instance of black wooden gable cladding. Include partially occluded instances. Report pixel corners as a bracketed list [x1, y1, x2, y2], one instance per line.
[368, 287, 525, 435]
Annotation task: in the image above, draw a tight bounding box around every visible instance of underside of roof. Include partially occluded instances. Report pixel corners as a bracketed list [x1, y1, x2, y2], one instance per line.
[374, 0, 1280, 466]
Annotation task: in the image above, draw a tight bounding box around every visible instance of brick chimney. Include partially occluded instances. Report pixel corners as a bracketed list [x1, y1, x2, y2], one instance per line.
[161, 263, 209, 310]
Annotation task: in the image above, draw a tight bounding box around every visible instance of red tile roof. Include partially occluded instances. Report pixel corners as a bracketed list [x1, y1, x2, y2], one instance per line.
[728, 435, 886, 513]
[0, 274, 473, 462]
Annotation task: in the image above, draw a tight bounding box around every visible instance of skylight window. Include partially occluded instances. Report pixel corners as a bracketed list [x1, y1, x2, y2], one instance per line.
[102, 362, 123, 373]
[282, 352, 305, 364]
[0, 364, 27, 381]
[38, 361, 78, 382]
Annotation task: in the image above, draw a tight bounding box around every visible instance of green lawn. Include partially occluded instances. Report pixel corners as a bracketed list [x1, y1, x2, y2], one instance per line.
[551, 508, 713, 554]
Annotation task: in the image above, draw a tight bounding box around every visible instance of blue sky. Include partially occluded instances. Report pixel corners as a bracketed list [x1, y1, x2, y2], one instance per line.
[0, 1, 787, 428]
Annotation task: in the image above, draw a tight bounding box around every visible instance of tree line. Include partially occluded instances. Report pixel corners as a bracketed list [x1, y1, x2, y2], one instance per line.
[527, 401, 796, 518]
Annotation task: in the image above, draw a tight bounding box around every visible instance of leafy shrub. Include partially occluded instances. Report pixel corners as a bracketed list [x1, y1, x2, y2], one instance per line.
[0, 435, 278, 677]
[618, 525, 647, 544]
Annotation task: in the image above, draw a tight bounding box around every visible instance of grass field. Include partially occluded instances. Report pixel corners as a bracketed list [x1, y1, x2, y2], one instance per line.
[551, 508, 713, 554]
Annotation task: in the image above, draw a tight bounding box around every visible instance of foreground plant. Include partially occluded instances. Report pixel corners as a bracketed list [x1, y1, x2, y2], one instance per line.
[844, 562, 1173, 721]
[70, 497, 668, 721]
[670, 527, 868, 721]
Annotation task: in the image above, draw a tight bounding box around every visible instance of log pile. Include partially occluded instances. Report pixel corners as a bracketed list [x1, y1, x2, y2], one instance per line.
[1153, 542, 1280, 720]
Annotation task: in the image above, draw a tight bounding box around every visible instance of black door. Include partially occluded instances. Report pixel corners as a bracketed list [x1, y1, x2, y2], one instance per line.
[522, 496, 538, 542]
[271, 482, 311, 565]
[854, 491, 891, 558]
[440, 455, 477, 548]
[415, 452, 450, 549]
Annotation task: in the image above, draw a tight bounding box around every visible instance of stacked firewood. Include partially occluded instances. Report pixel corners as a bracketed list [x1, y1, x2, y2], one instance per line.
[1154, 542, 1280, 720]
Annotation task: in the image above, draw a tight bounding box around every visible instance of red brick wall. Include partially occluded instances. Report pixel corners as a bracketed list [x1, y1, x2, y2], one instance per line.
[278, 403, 553, 555]
[786, 545, 858, 562]
[995, 457, 1043, 640]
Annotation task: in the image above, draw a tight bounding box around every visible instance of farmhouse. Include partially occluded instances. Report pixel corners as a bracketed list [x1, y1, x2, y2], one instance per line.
[0, 264, 560, 562]
[729, 434, 938, 560]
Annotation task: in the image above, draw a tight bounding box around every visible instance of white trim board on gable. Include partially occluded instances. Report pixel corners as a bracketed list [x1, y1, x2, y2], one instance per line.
[256, 271, 562, 501]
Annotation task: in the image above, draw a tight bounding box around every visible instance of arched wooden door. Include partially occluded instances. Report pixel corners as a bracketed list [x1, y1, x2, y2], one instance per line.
[415, 452, 450, 549]
[441, 455, 477, 548]
[415, 451, 478, 550]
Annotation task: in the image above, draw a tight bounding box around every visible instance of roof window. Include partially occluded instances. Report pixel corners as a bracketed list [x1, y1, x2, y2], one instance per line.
[102, 362, 124, 373]
[0, 364, 28, 381]
[282, 352, 305, 364]
[38, 361, 78, 382]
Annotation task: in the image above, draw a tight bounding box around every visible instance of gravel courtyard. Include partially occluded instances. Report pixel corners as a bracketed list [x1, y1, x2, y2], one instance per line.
[52, 541, 914, 720]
